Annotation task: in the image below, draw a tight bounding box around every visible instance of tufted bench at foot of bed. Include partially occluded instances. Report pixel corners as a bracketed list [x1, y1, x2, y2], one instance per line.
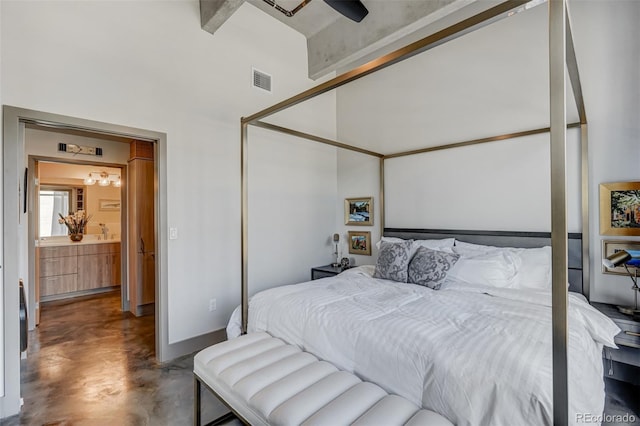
[193, 332, 453, 426]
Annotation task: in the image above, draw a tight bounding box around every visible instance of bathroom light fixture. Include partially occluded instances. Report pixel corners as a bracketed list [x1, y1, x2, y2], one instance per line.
[602, 250, 640, 315]
[83, 173, 96, 185]
[84, 172, 122, 187]
[98, 173, 110, 186]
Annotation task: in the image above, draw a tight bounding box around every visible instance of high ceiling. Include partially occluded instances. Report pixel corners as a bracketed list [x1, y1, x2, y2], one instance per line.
[200, 0, 504, 79]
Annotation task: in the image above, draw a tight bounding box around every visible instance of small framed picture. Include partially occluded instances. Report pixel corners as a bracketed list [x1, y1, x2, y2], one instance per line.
[348, 231, 371, 256]
[99, 199, 121, 211]
[602, 240, 640, 275]
[345, 197, 373, 226]
[600, 182, 640, 236]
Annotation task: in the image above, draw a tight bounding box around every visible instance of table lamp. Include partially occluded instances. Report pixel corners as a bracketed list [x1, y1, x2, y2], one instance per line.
[602, 249, 640, 315]
[332, 233, 340, 267]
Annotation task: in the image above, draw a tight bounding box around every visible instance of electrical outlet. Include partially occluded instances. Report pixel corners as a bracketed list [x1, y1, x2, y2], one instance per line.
[208, 298, 217, 312]
[170, 227, 178, 240]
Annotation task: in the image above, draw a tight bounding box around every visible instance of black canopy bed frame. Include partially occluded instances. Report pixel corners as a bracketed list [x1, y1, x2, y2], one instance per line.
[239, 1, 588, 424]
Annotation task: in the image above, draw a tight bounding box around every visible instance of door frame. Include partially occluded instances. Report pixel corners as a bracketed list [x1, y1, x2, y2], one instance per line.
[2, 105, 169, 416]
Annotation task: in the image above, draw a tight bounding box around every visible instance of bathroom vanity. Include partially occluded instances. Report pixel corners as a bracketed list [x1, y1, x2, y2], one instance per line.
[37, 237, 121, 301]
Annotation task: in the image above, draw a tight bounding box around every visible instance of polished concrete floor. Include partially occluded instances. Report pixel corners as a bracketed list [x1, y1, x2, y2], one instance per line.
[4, 291, 639, 425]
[5, 291, 235, 426]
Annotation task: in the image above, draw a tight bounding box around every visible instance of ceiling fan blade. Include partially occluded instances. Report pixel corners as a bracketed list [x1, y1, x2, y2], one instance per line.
[323, 0, 369, 22]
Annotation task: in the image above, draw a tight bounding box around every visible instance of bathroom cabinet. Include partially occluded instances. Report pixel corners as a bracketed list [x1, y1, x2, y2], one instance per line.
[39, 246, 78, 297]
[39, 242, 121, 300]
[77, 243, 120, 290]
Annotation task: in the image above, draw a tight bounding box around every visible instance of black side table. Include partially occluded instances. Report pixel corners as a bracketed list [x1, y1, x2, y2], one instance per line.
[592, 302, 640, 385]
[311, 265, 345, 280]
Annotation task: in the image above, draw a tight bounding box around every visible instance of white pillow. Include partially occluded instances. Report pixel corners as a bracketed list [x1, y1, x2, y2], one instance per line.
[453, 240, 497, 255]
[453, 242, 552, 291]
[510, 246, 551, 291]
[413, 238, 455, 251]
[375, 237, 455, 251]
[447, 250, 519, 288]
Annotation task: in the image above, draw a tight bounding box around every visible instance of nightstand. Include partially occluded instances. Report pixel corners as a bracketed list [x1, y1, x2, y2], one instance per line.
[311, 265, 345, 280]
[592, 302, 640, 385]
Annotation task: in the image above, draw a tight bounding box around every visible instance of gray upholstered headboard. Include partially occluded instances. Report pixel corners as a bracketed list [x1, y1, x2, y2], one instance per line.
[384, 228, 583, 294]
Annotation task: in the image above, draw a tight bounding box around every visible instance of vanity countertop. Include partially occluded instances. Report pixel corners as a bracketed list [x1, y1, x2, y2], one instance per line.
[38, 236, 120, 247]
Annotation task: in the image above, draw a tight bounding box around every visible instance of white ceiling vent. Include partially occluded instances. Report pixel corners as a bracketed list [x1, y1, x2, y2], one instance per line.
[252, 68, 272, 93]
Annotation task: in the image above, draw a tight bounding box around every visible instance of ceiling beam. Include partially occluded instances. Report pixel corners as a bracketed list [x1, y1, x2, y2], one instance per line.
[200, 0, 245, 34]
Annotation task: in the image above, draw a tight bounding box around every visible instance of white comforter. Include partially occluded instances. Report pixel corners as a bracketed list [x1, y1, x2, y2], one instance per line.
[227, 266, 620, 426]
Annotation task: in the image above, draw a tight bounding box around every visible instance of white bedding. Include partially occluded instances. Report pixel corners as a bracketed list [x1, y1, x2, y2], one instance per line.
[227, 266, 620, 426]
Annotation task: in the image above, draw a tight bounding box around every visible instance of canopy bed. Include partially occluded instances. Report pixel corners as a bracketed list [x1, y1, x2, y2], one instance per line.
[238, 0, 593, 424]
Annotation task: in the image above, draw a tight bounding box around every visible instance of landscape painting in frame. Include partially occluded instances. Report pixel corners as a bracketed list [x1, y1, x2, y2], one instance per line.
[348, 231, 371, 256]
[99, 199, 121, 211]
[345, 197, 373, 226]
[600, 182, 640, 236]
[601, 240, 640, 275]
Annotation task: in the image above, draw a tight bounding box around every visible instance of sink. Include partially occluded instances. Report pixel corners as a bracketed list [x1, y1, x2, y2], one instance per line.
[38, 234, 120, 246]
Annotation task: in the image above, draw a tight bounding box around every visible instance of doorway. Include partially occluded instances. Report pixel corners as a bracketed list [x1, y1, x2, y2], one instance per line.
[25, 125, 159, 322]
[3, 105, 171, 417]
[31, 158, 128, 325]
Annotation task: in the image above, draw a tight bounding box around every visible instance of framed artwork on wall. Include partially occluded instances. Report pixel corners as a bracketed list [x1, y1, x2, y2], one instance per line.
[602, 239, 640, 275]
[348, 231, 371, 256]
[99, 199, 121, 211]
[600, 182, 640, 236]
[345, 197, 373, 226]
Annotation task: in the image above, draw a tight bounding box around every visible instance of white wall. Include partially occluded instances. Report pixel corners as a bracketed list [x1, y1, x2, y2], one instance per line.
[336, 4, 582, 257]
[1, 0, 336, 417]
[248, 127, 337, 295]
[336, 4, 579, 155]
[571, 0, 640, 305]
[336, 1, 640, 308]
[384, 131, 581, 231]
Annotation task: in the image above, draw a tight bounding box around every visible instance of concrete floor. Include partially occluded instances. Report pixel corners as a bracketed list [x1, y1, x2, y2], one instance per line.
[3, 290, 639, 425]
[5, 291, 236, 426]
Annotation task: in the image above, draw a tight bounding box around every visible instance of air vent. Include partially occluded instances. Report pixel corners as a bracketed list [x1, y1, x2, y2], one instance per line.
[252, 68, 272, 93]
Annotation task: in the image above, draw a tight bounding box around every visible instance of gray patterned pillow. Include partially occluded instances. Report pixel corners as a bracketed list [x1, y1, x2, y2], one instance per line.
[373, 240, 413, 282]
[408, 246, 460, 290]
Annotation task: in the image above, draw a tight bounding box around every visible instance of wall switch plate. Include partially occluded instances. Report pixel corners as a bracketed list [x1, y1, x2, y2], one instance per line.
[209, 298, 217, 312]
[169, 227, 178, 240]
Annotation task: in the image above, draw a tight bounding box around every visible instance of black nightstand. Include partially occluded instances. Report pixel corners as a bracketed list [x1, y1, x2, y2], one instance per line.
[311, 265, 345, 280]
[592, 302, 640, 385]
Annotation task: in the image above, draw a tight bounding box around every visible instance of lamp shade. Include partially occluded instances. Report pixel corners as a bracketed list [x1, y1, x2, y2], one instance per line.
[323, 0, 368, 22]
[603, 250, 632, 268]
